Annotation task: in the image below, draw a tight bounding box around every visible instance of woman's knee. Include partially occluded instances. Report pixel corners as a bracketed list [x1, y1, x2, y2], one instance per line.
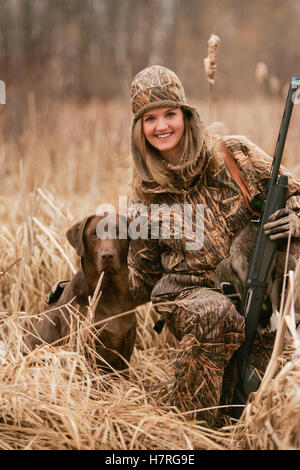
[154, 288, 245, 349]
[182, 290, 245, 360]
[187, 289, 242, 330]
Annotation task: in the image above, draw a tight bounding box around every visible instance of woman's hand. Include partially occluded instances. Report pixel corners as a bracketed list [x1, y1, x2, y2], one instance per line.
[264, 208, 300, 240]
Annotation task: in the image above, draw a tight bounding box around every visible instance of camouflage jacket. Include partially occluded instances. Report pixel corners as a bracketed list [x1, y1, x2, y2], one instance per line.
[128, 135, 300, 306]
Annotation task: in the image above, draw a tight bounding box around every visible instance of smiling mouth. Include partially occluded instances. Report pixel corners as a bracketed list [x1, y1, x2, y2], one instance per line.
[156, 133, 173, 139]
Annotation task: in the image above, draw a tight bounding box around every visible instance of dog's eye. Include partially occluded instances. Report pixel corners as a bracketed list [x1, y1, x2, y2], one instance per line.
[90, 229, 97, 237]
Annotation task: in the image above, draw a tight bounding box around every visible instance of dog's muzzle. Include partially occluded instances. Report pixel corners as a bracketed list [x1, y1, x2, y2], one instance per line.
[98, 250, 120, 273]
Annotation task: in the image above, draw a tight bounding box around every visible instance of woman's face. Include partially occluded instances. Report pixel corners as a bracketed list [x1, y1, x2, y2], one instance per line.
[142, 107, 185, 165]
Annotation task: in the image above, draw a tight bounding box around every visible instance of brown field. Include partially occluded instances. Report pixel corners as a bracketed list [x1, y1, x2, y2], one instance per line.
[0, 96, 299, 450]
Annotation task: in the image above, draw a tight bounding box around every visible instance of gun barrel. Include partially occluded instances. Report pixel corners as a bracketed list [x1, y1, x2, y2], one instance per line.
[268, 77, 299, 191]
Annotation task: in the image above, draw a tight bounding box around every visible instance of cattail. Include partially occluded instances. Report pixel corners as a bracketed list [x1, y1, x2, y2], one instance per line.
[269, 75, 280, 95]
[203, 34, 221, 85]
[255, 62, 268, 86]
[207, 121, 229, 136]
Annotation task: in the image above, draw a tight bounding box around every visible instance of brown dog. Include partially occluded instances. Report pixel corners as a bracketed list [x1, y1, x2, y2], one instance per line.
[25, 213, 136, 374]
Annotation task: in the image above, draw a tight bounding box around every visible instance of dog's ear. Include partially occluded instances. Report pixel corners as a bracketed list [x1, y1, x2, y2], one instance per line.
[66, 215, 95, 257]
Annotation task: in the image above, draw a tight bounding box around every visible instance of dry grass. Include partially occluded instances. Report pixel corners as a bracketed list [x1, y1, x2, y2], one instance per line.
[0, 96, 299, 450]
[231, 352, 300, 450]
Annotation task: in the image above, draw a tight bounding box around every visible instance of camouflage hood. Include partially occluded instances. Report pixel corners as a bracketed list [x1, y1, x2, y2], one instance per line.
[130, 65, 211, 194]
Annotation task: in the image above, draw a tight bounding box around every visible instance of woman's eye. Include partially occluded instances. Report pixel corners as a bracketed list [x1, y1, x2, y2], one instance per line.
[144, 116, 154, 122]
[166, 112, 175, 118]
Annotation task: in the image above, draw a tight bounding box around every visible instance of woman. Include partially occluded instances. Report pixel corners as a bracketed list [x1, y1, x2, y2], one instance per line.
[127, 65, 300, 427]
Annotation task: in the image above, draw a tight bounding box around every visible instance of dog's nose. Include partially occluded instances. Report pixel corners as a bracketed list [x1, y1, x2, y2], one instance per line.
[101, 250, 115, 261]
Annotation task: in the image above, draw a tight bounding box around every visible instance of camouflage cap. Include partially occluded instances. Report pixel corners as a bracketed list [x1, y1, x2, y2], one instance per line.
[131, 65, 188, 118]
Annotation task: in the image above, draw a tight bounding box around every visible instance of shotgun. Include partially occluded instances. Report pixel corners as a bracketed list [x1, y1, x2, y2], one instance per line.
[231, 77, 300, 418]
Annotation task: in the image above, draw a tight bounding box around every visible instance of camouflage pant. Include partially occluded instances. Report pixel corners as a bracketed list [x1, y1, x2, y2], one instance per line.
[153, 287, 275, 428]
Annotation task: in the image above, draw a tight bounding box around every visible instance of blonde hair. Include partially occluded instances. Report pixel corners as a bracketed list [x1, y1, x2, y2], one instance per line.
[132, 108, 221, 200]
